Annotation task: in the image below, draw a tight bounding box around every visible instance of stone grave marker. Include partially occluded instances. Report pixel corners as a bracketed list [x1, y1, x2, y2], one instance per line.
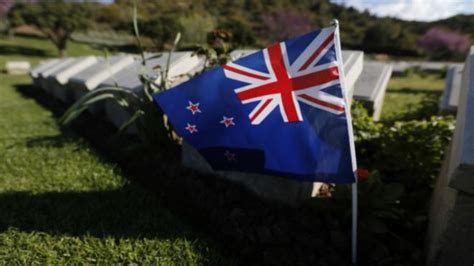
[230, 49, 257, 60]
[30, 59, 61, 87]
[102, 52, 205, 130]
[5, 61, 31, 75]
[46, 56, 99, 102]
[68, 55, 135, 102]
[181, 50, 364, 205]
[427, 47, 474, 265]
[342, 50, 364, 99]
[38, 58, 76, 91]
[440, 65, 463, 113]
[353, 61, 393, 120]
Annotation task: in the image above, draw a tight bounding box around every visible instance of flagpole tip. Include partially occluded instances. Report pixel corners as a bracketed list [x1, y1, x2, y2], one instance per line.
[331, 19, 339, 27]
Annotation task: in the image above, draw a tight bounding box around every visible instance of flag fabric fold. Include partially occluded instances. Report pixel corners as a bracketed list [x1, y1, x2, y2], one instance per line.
[154, 26, 357, 183]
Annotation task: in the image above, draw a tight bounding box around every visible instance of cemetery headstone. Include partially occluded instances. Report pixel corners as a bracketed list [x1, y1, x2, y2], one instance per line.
[230, 49, 257, 60]
[46, 56, 99, 102]
[38, 58, 76, 91]
[30, 59, 61, 87]
[440, 65, 463, 113]
[391, 61, 410, 76]
[342, 50, 364, 100]
[353, 61, 393, 120]
[68, 55, 135, 102]
[5, 61, 31, 75]
[102, 52, 205, 131]
[427, 47, 474, 265]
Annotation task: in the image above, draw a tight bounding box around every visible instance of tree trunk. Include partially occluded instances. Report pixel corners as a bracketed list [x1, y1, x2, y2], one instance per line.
[57, 37, 68, 58]
[59, 48, 67, 58]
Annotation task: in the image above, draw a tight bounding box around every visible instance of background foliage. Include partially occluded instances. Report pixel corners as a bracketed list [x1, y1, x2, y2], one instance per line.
[1, 0, 472, 59]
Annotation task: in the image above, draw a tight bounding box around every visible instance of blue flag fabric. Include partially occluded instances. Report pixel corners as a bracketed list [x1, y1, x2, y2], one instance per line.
[154, 26, 357, 183]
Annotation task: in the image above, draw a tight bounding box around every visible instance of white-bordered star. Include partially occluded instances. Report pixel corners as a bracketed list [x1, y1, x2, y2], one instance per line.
[185, 123, 198, 134]
[220, 116, 235, 127]
[224, 150, 237, 162]
[186, 101, 201, 115]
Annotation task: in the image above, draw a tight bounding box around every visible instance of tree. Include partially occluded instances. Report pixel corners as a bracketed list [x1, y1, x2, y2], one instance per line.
[8, 0, 90, 57]
[218, 17, 256, 47]
[140, 16, 183, 50]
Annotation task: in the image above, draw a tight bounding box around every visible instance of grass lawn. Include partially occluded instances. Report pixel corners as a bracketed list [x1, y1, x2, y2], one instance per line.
[380, 72, 445, 120]
[0, 36, 106, 68]
[0, 74, 230, 264]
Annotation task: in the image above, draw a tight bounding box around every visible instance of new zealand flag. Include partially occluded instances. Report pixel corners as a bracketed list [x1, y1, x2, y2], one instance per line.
[154, 26, 357, 183]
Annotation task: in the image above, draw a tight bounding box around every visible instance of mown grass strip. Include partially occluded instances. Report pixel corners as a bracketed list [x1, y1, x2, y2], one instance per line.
[0, 73, 229, 264]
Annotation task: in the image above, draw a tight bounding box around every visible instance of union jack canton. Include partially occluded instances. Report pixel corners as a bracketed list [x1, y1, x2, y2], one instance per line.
[154, 26, 357, 183]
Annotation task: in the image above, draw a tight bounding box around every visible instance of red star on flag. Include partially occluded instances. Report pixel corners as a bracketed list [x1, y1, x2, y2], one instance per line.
[186, 101, 201, 115]
[224, 150, 237, 162]
[220, 116, 235, 127]
[185, 123, 198, 134]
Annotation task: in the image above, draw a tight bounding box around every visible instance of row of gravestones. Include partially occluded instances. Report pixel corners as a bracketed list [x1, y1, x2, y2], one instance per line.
[30, 49, 392, 205]
[426, 47, 474, 265]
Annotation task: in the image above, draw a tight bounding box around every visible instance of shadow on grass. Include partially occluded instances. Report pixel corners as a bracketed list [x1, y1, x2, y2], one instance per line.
[386, 87, 443, 96]
[15, 83, 127, 151]
[0, 44, 51, 57]
[26, 134, 80, 148]
[15, 83, 68, 116]
[0, 184, 195, 240]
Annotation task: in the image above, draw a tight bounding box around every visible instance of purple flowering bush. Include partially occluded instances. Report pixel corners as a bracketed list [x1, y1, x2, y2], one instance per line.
[261, 10, 312, 42]
[418, 27, 470, 59]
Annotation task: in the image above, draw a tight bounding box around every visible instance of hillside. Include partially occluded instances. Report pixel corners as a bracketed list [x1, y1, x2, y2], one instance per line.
[2, 0, 472, 60]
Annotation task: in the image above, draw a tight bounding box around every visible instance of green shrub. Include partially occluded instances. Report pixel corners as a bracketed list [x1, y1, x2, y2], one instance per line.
[179, 12, 216, 45]
[352, 101, 455, 190]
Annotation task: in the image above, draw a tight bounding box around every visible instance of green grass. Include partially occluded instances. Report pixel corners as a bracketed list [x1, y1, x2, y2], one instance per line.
[380, 72, 445, 120]
[0, 36, 106, 67]
[0, 74, 229, 264]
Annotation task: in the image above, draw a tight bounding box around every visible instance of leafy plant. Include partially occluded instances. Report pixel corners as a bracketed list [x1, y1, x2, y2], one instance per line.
[308, 172, 407, 263]
[194, 29, 233, 73]
[60, 4, 181, 155]
[317, 102, 456, 264]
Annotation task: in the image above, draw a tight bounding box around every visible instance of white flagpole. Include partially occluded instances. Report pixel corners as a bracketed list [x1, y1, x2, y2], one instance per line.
[331, 19, 358, 265]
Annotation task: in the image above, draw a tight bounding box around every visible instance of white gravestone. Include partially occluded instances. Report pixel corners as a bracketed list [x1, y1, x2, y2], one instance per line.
[342, 50, 364, 100]
[427, 47, 474, 265]
[5, 61, 31, 75]
[102, 52, 204, 130]
[440, 65, 463, 113]
[47, 56, 99, 102]
[353, 61, 392, 121]
[182, 50, 364, 205]
[30, 59, 61, 87]
[68, 55, 135, 102]
[38, 58, 75, 91]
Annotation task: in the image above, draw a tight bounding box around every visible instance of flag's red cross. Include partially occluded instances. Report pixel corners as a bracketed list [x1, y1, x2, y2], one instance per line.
[186, 101, 201, 115]
[185, 123, 198, 134]
[220, 116, 235, 127]
[223, 28, 346, 125]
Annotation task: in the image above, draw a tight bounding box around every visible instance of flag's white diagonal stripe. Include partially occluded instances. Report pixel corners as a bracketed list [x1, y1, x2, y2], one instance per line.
[294, 80, 340, 96]
[225, 62, 272, 79]
[224, 69, 269, 86]
[297, 90, 345, 114]
[290, 27, 335, 73]
[293, 61, 339, 78]
[249, 98, 278, 125]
